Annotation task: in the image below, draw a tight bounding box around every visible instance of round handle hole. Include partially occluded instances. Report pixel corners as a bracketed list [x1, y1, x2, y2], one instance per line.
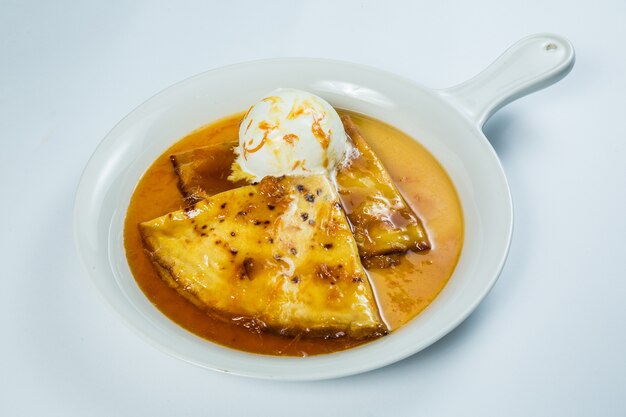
[545, 42, 558, 51]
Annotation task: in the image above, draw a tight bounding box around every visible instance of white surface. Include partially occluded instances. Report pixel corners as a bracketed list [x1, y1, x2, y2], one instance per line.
[1, 0, 625, 414]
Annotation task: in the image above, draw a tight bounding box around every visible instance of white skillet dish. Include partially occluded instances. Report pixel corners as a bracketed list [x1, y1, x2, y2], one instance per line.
[74, 33, 574, 380]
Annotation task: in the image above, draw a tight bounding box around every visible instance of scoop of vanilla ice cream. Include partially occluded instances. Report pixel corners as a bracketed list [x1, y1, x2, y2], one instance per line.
[231, 88, 349, 182]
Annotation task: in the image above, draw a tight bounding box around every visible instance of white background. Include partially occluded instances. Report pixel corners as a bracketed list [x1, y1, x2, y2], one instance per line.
[2, 1, 625, 416]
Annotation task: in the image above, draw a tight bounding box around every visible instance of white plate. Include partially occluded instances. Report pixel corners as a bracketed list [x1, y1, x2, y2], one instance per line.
[74, 33, 574, 380]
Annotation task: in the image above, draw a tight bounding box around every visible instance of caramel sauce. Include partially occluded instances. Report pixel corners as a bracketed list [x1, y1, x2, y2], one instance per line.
[124, 111, 463, 356]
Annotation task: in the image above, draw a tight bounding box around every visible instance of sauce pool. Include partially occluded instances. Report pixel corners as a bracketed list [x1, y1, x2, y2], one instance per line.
[123, 111, 463, 356]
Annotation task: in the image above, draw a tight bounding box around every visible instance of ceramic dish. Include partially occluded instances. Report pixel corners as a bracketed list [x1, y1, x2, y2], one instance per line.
[74, 33, 574, 380]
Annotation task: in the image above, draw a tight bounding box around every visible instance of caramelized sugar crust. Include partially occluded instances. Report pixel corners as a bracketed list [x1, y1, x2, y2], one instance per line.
[140, 175, 386, 339]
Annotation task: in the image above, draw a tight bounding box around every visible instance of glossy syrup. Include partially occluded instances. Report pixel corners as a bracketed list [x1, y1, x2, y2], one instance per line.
[123, 111, 463, 356]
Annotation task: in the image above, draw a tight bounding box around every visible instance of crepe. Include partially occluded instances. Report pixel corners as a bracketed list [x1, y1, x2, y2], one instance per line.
[337, 115, 430, 258]
[170, 140, 244, 202]
[140, 175, 386, 339]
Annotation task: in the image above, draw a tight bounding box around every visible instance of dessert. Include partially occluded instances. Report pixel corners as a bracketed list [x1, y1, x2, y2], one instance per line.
[124, 91, 464, 356]
[170, 140, 242, 202]
[230, 88, 351, 182]
[140, 175, 385, 338]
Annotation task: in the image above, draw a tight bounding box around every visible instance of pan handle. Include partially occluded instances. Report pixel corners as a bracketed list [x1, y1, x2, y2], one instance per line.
[438, 33, 575, 128]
